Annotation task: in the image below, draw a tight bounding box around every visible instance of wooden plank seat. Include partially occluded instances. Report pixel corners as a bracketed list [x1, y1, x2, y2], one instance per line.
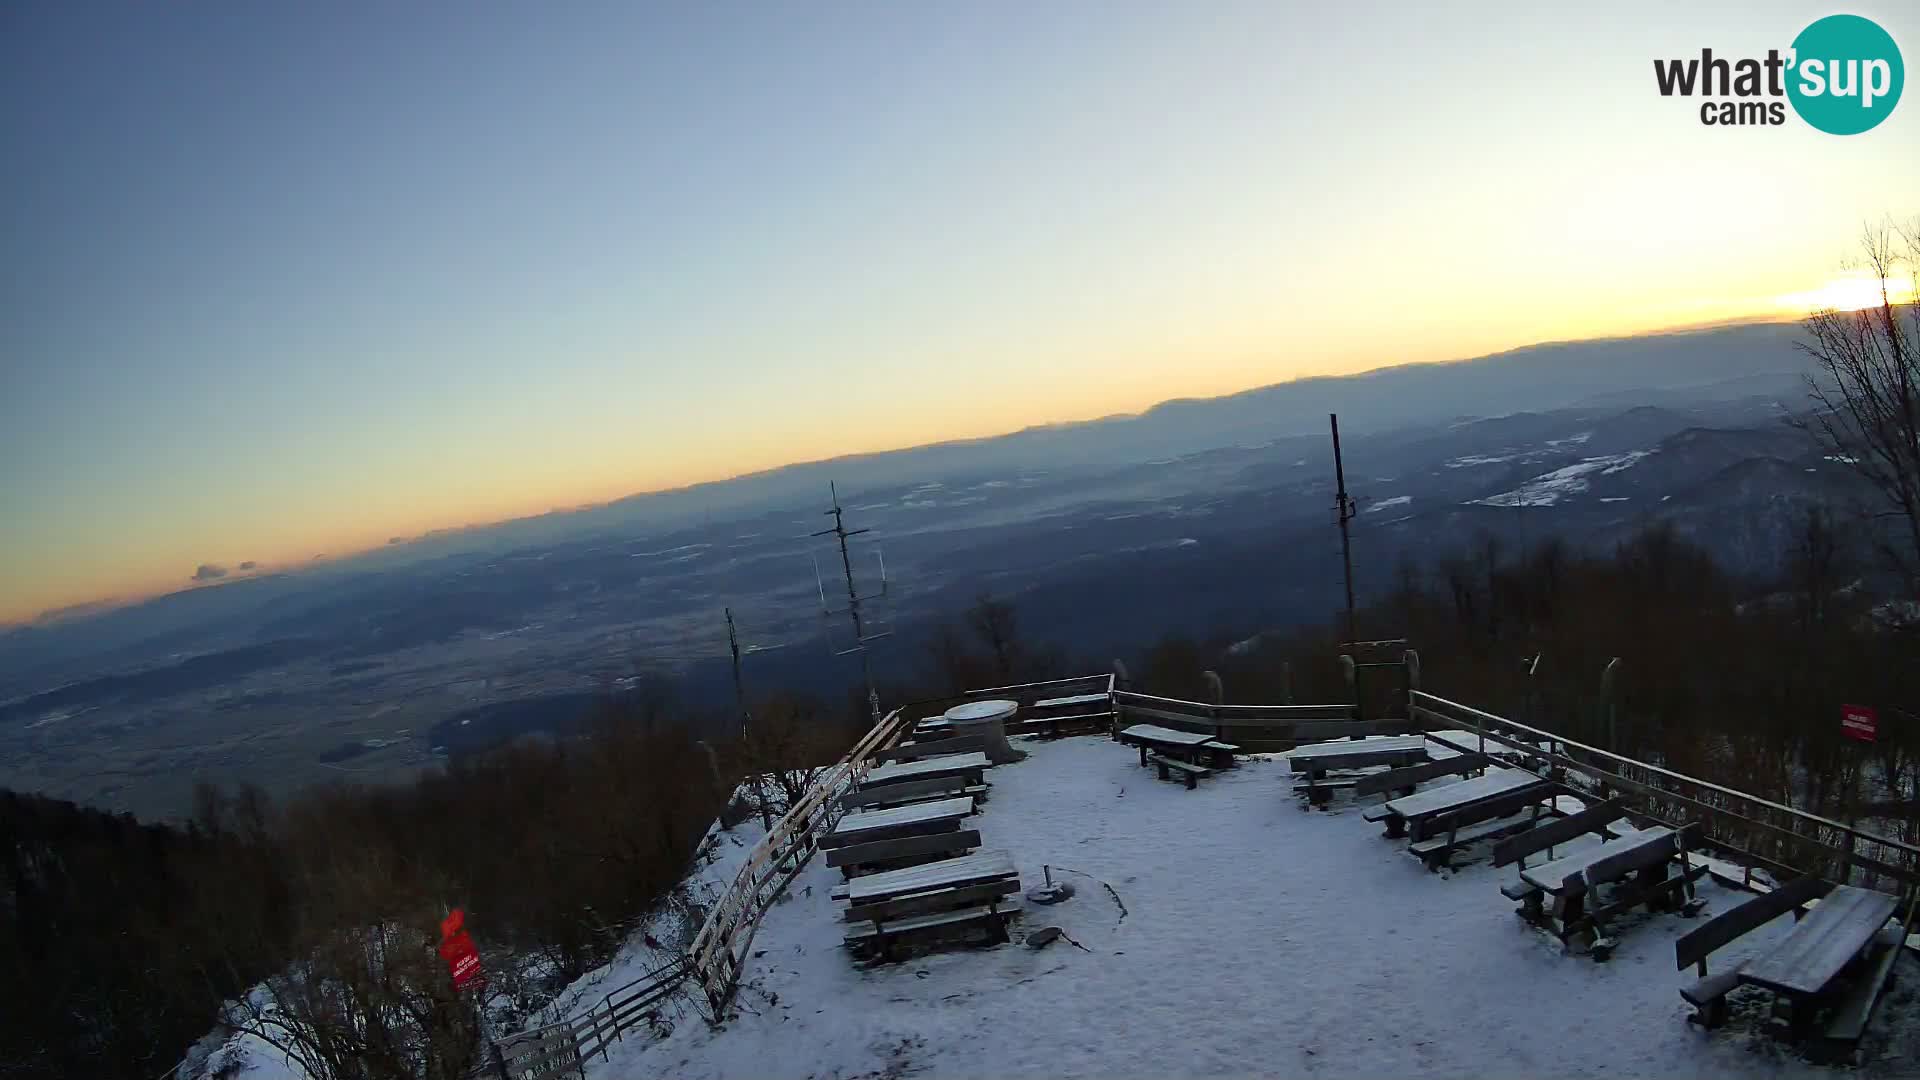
[1673, 876, 1831, 1027]
[843, 901, 1015, 960]
[1148, 752, 1212, 789]
[1378, 769, 1553, 840]
[1563, 826, 1708, 960]
[824, 829, 983, 878]
[817, 796, 974, 850]
[1493, 799, 1627, 922]
[840, 775, 986, 811]
[1290, 736, 1430, 805]
[878, 734, 988, 764]
[844, 876, 1021, 924]
[861, 752, 990, 790]
[1818, 928, 1907, 1062]
[1408, 785, 1557, 870]
[1353, 752, 1490, 801]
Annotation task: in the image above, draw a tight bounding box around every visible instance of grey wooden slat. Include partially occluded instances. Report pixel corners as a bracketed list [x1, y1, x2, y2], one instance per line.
[824, 829, 981, 869]
[1382, 769, 1544, 822]
[1352, 753, 1486, 796]
[861, 753, 991, 787]
[879, 734, 988, 764]
[1118, 724, 1213, 746]
[841, 775, 970, 809]
[1676, 875, 1832, 971]
[846, 849, 1016, 904]
[1422, 780, 1550, 835]
[845, 876, 1021, 922]
[1491, 799, 1624, 868]
[844, 902, 1004, 942]
[1742, 885, 1902, 996]
[1519, 827, 1673, 894]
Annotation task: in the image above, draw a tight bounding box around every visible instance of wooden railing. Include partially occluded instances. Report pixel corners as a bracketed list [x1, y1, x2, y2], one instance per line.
[1411, 690, 1920, 892]
[1112, 691, 1367, 752]
[684, 701, 917, 1012]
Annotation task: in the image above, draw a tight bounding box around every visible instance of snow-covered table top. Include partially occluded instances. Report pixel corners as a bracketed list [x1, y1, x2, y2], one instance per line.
[1742, 885, 1901, 996]
[1119, 723, 1213, 747]
[862, 752, 991, 787]
[829, 796, 975, 839]
[1288, 735, 1427, 764]
[1520, 826, 1674, 893]
[1382, 768, 1545, 821]
[847, 849, 1016, 904]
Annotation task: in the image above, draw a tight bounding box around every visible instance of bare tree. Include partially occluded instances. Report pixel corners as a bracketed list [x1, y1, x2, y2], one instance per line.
[1798, 218, 1920, 597]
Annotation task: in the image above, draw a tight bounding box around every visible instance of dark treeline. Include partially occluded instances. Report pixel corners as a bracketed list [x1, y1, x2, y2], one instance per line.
[1, 688, 865, 1080]
[1148, 516, 1919, 835]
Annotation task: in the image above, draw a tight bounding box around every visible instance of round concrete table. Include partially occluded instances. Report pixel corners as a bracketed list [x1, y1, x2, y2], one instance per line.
[943, 699, 1025, 764]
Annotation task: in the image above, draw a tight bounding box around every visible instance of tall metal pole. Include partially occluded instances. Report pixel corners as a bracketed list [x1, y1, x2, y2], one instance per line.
[1331, 413, 1358, 644]
[725, 607, 751, 739]
[725, 607, 774, 831]
[813, 482, 882, 725]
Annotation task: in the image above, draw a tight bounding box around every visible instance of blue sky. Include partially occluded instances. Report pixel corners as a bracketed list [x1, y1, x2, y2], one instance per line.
[2, 1, 1916, 621]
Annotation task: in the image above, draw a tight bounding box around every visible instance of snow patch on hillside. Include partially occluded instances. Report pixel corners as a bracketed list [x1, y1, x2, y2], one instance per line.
[1471, 451, 1655, 507]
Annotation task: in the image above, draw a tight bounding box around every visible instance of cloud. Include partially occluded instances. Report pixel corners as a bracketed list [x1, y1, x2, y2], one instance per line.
[192, 563, 229, 581]
[238, 560, 257, 571]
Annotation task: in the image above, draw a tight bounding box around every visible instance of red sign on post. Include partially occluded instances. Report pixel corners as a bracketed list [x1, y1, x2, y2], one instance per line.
[1842, 704, 1879, 743]
[438, 908, 486, 992]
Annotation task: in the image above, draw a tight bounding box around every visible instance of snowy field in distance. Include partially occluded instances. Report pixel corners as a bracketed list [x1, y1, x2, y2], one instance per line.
[604, 735, 1920, 1080]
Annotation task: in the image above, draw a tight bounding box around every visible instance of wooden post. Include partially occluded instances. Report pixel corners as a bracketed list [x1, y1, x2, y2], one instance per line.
[1279, 660, 1295, 705]
[1202, 670, 1224, 705]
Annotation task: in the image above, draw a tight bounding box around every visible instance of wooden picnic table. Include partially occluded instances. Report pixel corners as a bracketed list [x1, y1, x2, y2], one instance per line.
[846, 848, 1017, 904]
[1742, 885, 1902, 998]
[1289, 735, 1428, 773]
[861, 752, 990, 789]
[1379, 768, 1548, 839]
[1117, 723, 1237, 769]
[819, 796, 974, 849]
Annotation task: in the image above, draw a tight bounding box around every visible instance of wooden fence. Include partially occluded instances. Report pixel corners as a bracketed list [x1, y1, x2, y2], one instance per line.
[1112, 690, 1369, 752]
[1411, 690, 1920, 893]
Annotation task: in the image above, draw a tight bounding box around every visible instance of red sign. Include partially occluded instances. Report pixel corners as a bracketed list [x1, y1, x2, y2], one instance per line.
[438, 908, 486, 992]
[1842, 704, 1879, 743]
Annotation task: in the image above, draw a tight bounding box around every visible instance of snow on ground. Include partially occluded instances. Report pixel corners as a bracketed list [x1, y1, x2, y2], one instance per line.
[599, 736, 1920, 1080]
[1471, 451, 1654, 508]
[1365, 495, 1412, 514]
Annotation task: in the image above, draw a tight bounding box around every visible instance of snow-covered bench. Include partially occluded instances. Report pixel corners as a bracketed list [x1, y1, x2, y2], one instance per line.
[1148, 752, 1211, 789]
[839, 775, 989, 813]
[1502, 814, 1705, 959]
[1493, 799, 1627, 912]
[825, 828, 984, 879]
[1673, 875, 1830, 1028]
[1406, 782, 1555, 870]
[1354, 751, 1489, 805]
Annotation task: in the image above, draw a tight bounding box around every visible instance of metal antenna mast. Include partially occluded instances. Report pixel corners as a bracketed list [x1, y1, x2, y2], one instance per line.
[1330, 413, 1358, 643]
[812, 482, 890, 724]
[725, 607, 751, 739]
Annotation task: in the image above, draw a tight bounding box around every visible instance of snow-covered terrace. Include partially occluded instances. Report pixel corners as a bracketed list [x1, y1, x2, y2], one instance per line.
[596, 734, 1920, 1079]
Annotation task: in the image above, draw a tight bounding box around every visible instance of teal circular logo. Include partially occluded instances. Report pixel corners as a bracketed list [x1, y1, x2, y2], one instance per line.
[1787, 14, 1904, 134]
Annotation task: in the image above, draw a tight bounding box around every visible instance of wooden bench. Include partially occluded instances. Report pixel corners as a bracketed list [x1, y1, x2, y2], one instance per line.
[1492, 799, 1626, 913]
[1407, 784, 1554, 870]
[1818, 927, 1908, 1062]
[1674, 876, 1830, 1027]
[1354, 753, 1489, 801]
[824, 829, 983, 878]
[843, 900, 1014, 961]
[1202, 739, 1241, 767]
[840, 775, 987, 812]
[877, 734, 988, 764]
[1567, 825, 1707, 959]
[844, 876, 1021, 924]
[1148, 752, 1212, 789]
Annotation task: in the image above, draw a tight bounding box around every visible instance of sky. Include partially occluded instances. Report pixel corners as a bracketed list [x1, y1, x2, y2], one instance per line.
[2, 1, 1917, 624]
